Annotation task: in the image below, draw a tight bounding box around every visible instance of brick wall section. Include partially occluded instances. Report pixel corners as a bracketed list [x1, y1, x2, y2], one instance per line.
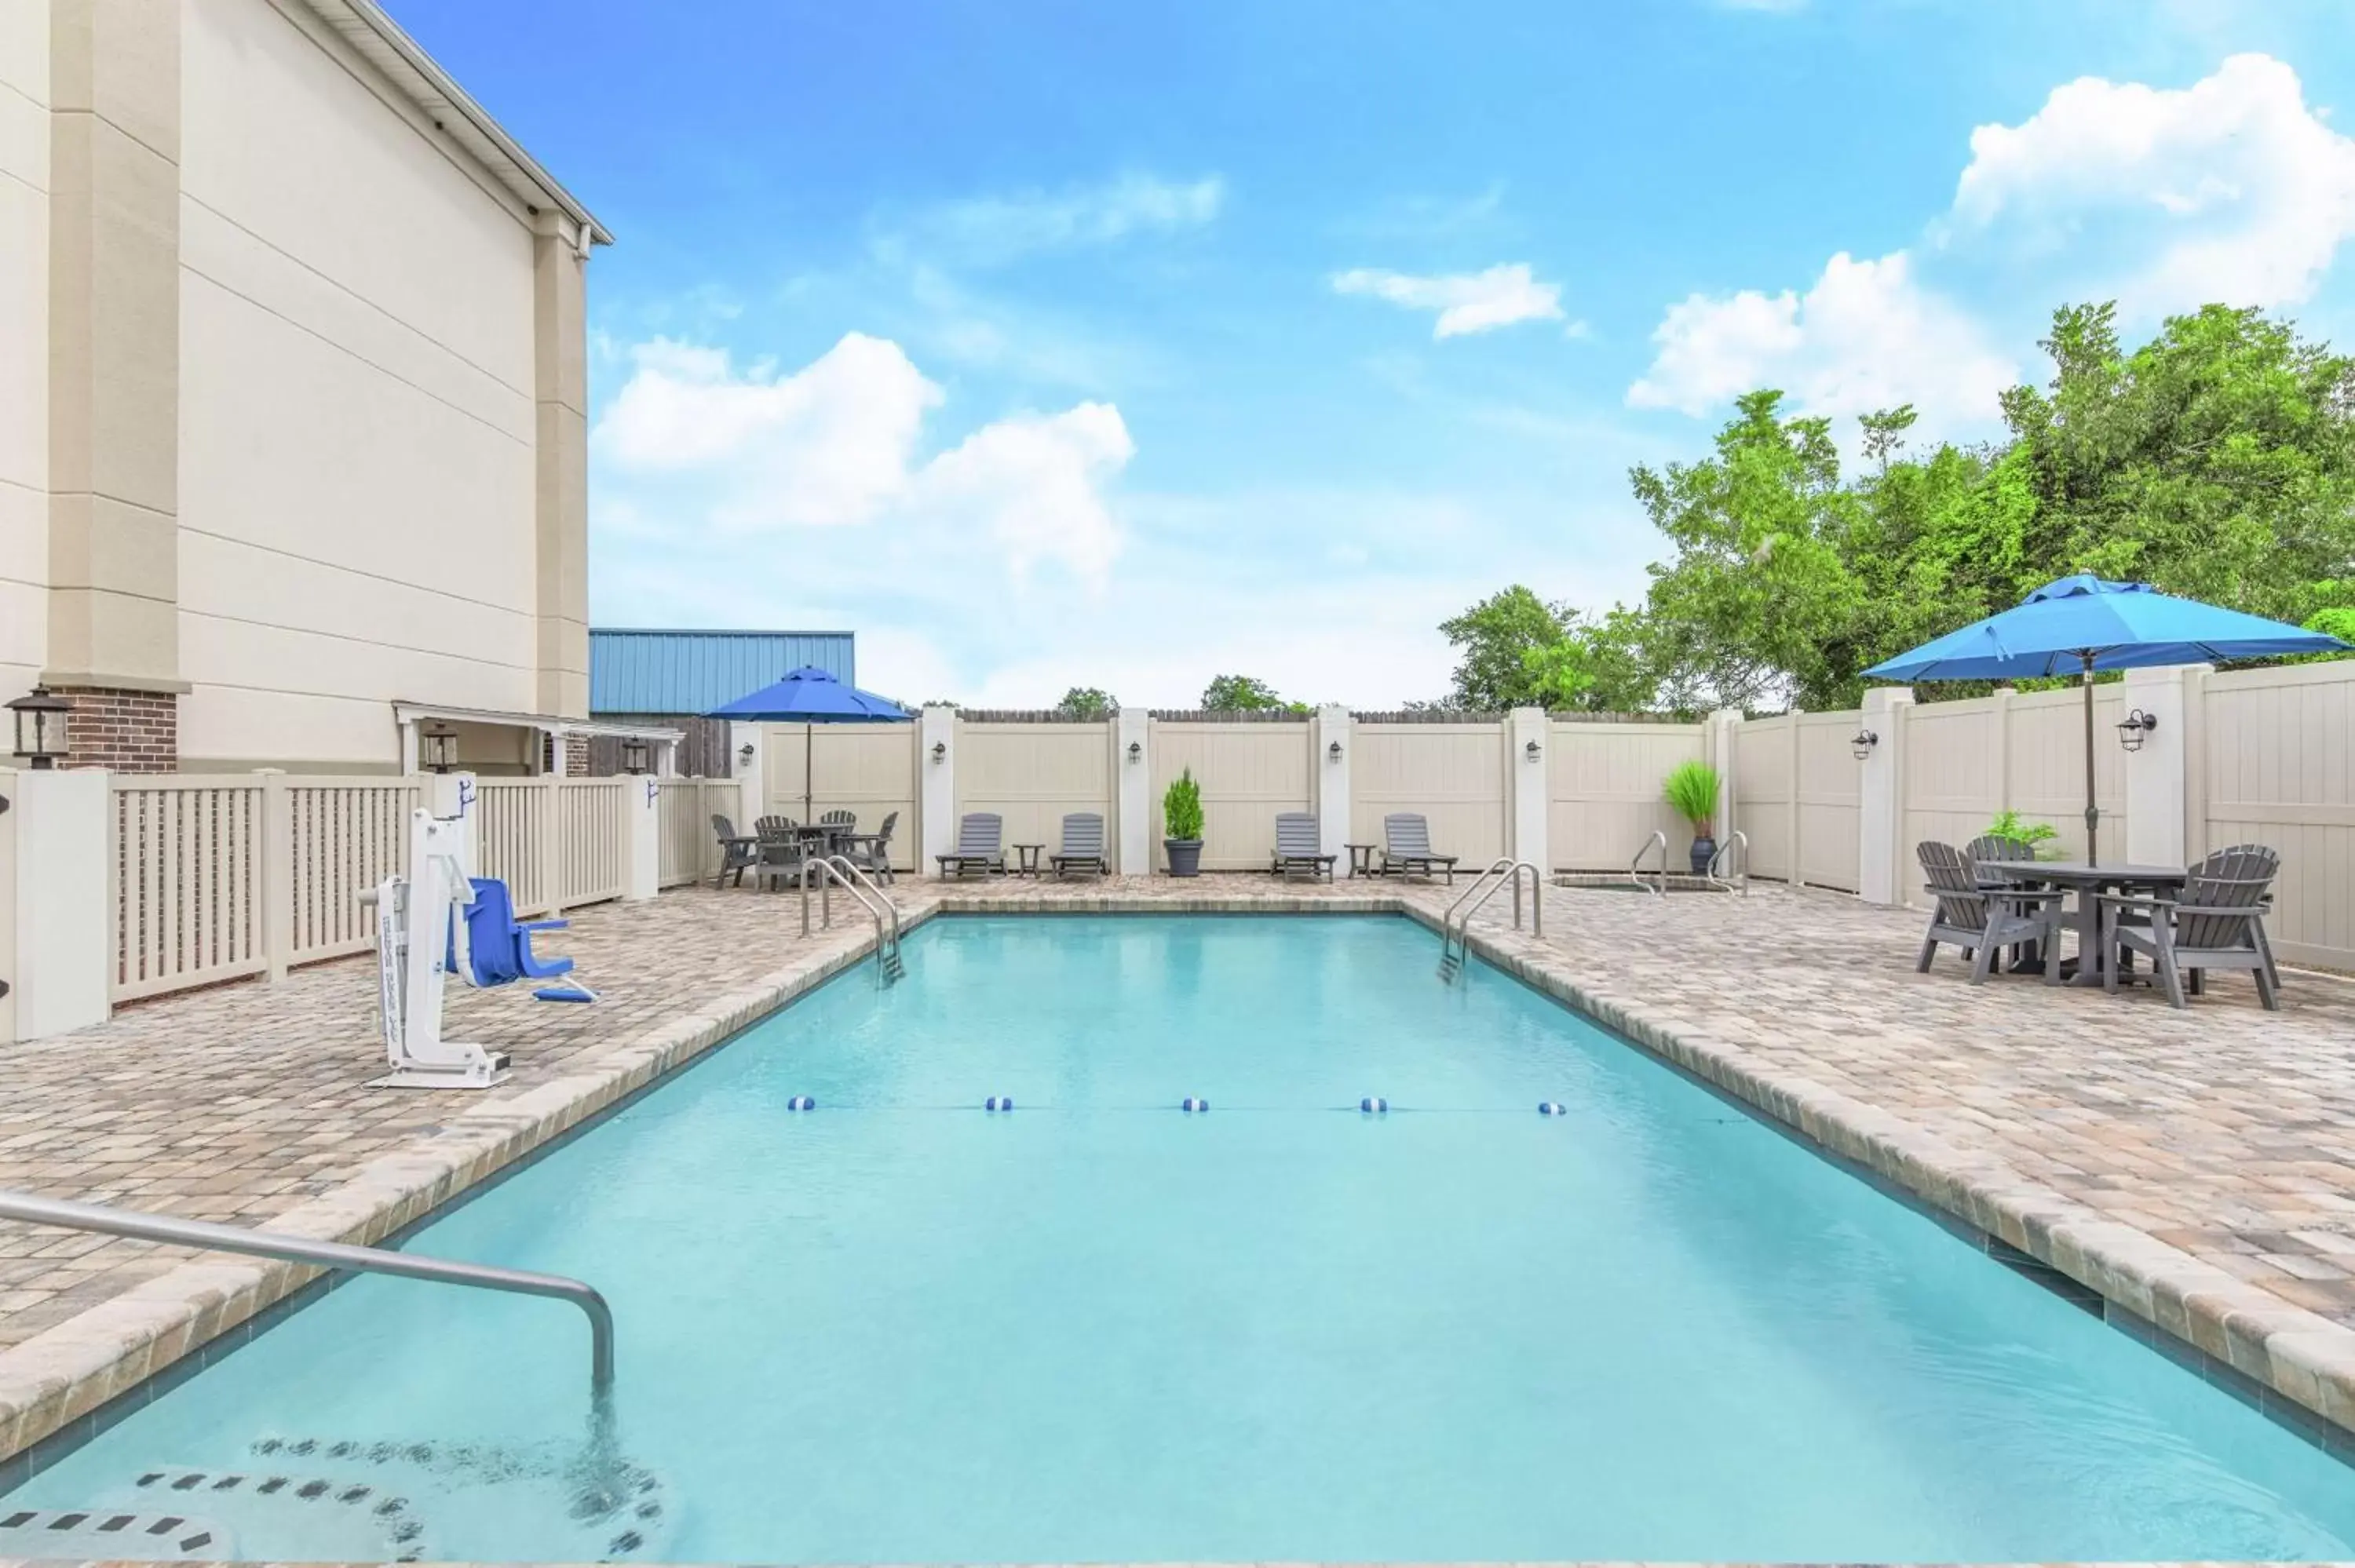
[57, 687, 178, 771]
[564, 735, 590, 776]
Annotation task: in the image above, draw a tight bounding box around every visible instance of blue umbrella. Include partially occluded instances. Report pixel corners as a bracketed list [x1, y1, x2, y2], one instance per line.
[1864, 574, 2347, 864]
[706, 666, 911, 821]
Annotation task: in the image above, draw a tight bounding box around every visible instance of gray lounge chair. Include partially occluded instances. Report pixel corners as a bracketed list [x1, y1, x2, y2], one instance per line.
[1051, 812, 1108, 878]
[1915, 841, 2064, 984]
[936, 812, 1006, 878]
[1380, 812, 1458, 883]
[2097, 845, 2281, 1009]
[1270, 811, 1335, 881]
[711, 814, 761, 889]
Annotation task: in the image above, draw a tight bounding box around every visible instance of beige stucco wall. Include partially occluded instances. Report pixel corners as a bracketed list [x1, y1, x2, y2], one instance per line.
[0, 2, 49, 698]
[173, 0, 543, 769]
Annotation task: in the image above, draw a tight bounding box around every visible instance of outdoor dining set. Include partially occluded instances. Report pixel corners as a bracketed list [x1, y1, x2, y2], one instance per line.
[1915, 838, 2281, 1011]
[710, 811, 899, 891]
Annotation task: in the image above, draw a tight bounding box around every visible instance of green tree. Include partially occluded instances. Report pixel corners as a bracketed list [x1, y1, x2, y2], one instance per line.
[1521, 608, 1656, 712]
[1201, 673, 1286, 710]
[1056, 687, 1118, 720]
[1437, 585, 1569, 709]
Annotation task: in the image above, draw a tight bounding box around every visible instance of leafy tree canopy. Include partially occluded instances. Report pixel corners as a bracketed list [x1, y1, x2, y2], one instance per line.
[1056, 687, 1118, 719]
[1446, 301, 2355, 713]
[1200, 673, 1310, 712]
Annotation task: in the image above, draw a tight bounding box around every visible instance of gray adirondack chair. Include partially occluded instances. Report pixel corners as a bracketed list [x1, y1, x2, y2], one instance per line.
[849, 810, 898, 884]
[1051, 812, 1108, 878]
[710, 815, 761, 889]
[936, 812, 1006, 878]
[1270, 812, 1335, 881]
[1964, 834, 2045, 968]
[753, 815, 806, 892]
[1916, 841, 2065, 984]
[1380, 813, 1459, 883]
[2211, 842, 2283, 990]
[2097, 846, 2281, 1010]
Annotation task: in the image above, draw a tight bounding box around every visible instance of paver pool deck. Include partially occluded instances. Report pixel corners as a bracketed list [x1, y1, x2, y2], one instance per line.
[4, 873, 2355, 1478]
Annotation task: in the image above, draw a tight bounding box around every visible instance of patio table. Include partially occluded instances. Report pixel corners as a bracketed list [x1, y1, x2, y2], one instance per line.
[1344, 842, 1378, 877]
[1983, 860, 2186, 988]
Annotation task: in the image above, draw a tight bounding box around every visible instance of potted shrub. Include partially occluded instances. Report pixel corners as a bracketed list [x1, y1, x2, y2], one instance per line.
[1163, 768, 1204, 877]
[1984, 808, 2059, 859]
[1663, 760, 1722, 876]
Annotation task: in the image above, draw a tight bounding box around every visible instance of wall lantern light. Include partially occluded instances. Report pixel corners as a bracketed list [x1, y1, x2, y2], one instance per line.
[737, 741, 755, 768]
[1327, 739, 1343, 761]
[931, 741, 947, 763]
[1849, 728, 1879, 760]
[421, 722, 460, 775]
[619, 736, 652, 775]
[1524, 738, 1543, 761]
[1126, 740, 1142, 763]
[7, 686, 71, 770]
[2117, 709, 2158, 753]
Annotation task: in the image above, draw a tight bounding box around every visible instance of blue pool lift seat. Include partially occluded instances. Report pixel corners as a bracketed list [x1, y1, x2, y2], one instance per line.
[449, 877, 593, 1000]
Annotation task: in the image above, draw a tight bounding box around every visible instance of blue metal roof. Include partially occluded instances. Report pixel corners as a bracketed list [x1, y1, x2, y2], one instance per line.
[590, 629, 856, 714]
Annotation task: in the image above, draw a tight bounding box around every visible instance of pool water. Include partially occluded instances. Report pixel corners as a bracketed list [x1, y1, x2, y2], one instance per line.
[11, 914, 2354, 1562]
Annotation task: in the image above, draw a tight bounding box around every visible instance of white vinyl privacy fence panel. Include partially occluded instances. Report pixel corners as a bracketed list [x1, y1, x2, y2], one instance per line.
[1149, 720, 1313, 870]
[2199, 662, 2355, 971]
[476, 781, 551, 915]
[558, 780, 628, 907]
[1352, 723, 1506, 868]
[957, 721, 1115, 855]
[1546, 720, 1705, 871]
[762, 724, 918, 870]
[1729, 711, 1862, 892]
[659, 778, 734, 888]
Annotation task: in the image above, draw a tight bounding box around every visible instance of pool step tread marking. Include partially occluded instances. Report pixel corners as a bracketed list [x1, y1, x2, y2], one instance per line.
[0, 1505, 230, 1559]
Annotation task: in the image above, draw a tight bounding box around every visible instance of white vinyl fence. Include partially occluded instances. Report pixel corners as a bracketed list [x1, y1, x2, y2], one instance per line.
[1730, 711, 1863, 892]
[659, 778, 736, 888]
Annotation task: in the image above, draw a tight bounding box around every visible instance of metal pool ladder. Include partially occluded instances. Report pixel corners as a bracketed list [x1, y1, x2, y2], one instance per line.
[1628, 830, 1668, 895]
[0, 1190, 615, 1397]
[1438, 858, 1543, 983]
[802, 854, 905, 983]
[1707, 829, 1751, 895]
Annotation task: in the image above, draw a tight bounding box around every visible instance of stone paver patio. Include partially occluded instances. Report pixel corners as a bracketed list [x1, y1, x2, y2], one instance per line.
[3, 870, 2355, 1475]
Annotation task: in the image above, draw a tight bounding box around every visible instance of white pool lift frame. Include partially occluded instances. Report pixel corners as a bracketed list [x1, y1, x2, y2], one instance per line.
[368, 776, 512, 1090]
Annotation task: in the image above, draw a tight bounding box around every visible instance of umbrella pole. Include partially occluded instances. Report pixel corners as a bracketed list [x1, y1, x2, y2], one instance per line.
[2081, 652, 2098, 867]
[805, 721, 813, 823]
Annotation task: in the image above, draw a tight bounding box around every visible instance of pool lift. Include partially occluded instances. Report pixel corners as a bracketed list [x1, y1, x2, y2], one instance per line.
[1437, 858, 1543, 983]
[367, 777, 591, 1089]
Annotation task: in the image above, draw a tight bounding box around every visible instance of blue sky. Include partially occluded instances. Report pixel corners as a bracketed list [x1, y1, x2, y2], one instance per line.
[393, 0, 2355, 707]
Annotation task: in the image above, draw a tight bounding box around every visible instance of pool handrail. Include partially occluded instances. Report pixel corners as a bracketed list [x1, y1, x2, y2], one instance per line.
[804, 854, 906, 981]
[1628, 830, 1668, 896]
[1707, 830, 1750, 896]
[0, 1189, 615, 1395]
[1438, 858, 1543, 982]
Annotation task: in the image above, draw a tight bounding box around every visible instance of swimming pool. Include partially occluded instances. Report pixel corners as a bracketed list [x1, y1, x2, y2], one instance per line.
[9, 913, 2353, 1561]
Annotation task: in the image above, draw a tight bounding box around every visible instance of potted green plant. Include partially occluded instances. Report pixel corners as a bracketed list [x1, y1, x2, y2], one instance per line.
[1983, 808, 2060, 859]
[1163, 768, 1204, 877]
[1663, 760, 1722, 876]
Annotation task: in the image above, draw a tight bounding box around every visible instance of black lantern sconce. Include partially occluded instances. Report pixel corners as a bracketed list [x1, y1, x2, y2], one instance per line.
[7, 686, 71, 769]
[1849, 728, 1879, 760]
[620, 736, 652, 775]
[1327, 739, 1343, 761]
[1126, 740, 1142, 764]
[1524, 738, 1543, 761]
[931, 741, 947, 764]
[2117, 709, 2158, 752]
[421, 722, 460, 775]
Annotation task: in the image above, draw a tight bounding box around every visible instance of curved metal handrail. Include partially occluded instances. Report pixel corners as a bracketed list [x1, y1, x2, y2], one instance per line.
[821, 854, 903, 948]
[1707, 830, 1750, 896]
[801, 855, 905, 982]
[1629, 830, 1667, 896]
[0, 1190, 613, 1395]
[1438, 859, 1543, 980]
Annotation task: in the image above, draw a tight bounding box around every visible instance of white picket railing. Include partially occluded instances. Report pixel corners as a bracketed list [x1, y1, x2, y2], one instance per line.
[110, 771, 648, 1004]
[659, 778, 733, 888]
[109, 775, 267, 1001]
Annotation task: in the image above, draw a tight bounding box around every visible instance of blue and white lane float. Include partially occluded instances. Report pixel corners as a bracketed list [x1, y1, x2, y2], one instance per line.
[984, 1095, 1016, 1112]
[1181, 1096, 1210, 1114]
[1538, 1100, 1567, 1116]
[786, 1095, 816, 1111]
[1359, 1096, 1389, 1114]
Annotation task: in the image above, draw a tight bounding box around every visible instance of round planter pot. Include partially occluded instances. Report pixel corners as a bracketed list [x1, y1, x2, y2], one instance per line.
[1165, 838, 1203, 877]
[1689, 833, 1717, 876]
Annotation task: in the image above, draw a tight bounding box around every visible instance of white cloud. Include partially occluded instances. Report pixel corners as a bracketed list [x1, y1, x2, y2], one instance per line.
[915, 172, 1224, 263]
[1949, 53, 2355, 312]
[1627, 250, 2017, 429]
[592, 332, 1132, 587]
[1331, 263, 1571, 338]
